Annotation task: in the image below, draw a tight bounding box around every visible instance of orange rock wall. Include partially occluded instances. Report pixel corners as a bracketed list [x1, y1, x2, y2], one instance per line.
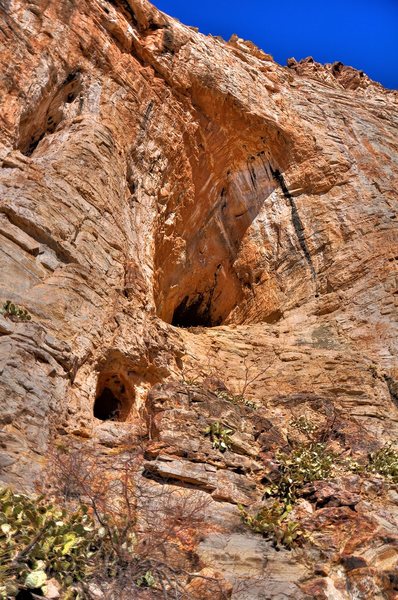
[0, 1, 398, 597]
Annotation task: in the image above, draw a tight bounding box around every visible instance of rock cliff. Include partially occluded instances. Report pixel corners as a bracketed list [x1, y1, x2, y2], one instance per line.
[0, 0, 398, 598]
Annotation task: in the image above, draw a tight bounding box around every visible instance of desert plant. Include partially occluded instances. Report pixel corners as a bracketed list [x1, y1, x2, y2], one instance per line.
[216, 354, 275, 409]
[0, 300, 31, 322]
[238, 502, 304, 549]
[39, 442, 227, 599]
[286, 442, 335, 480]
[341, 456, 364, 474]
[173, 354, 270, 412]
[240, 427, 335, 549]
[263, 442, 336, 508]
[237, 355, 272, 398]
[368, 444, 398, 483]
[290, 415, 317, 437]
[215, 390, 258, 410]
[204, 422, 234, 452]
[136, 570, 156, 588]
[0, 486, 109, 599]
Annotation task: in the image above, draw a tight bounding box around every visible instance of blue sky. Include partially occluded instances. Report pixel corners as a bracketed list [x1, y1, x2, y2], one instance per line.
[154, 0, 398, 89]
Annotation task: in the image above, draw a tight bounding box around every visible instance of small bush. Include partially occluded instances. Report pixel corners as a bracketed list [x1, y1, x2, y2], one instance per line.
[0, 486, 108, 598]
[264, 443, 336, 507]
[238, 502, 304, 549]
[204, 422, 234, 452]
[136, 570, 156, 588]
[289, 415, 317, 436]
[280, 443, 335, 484]
[0, 300, 31, 322]
[369, 444, 398, 483]
[38, 443, 222, 599]
[240, 420, 336, 549]
[241, 410, 397, 553]
[215, 390, 258, 410]
[0, 436, 230, 599]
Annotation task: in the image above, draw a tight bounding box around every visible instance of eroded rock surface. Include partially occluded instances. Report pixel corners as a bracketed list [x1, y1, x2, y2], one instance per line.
[0, 0, 397, 597]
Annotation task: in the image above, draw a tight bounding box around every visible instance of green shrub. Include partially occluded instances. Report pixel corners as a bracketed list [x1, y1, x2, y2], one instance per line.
[290, 415, 317, 436]
[215, 390, 258, 410]
[241, 412, 397, 552]
[341, 456, 364, 473]
[238, 502, 304, 549]
[204, 422, 234, 452]
[240, 435, 335, 549]
[369, 444, 398, 483]
[0, 439, 231, 599]
[0, 300, 31, 322]
[136, 570, 156, 588]
[264, 443, 336, 507]
[280, 443, 335, 484]
[0, 486, 109, 598]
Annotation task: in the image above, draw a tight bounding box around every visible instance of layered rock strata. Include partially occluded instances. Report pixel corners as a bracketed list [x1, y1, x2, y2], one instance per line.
[0, 0, 398, 597]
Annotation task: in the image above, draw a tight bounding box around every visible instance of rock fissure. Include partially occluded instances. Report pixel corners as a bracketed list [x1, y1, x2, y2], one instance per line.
[105, 0, 139, 28]
[271, 167, 317, 281]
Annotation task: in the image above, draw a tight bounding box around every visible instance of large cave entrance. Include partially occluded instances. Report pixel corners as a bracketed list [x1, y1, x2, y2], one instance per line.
[154, 153, 278, 328]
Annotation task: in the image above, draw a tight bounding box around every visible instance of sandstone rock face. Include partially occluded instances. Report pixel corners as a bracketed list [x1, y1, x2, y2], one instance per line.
[0, 0, 398, 597]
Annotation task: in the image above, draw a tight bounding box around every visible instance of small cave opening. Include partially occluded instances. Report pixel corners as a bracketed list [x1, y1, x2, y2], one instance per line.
[94, 387, 122, 421]
[93, 371, 133, 422]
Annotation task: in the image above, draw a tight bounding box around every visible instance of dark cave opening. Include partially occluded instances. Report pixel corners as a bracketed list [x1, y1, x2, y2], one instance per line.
[94, 386, 122, 421]
[154, 149, 284, 328]
[171, 294, 220, 328]
[16, 592, 37, 600]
